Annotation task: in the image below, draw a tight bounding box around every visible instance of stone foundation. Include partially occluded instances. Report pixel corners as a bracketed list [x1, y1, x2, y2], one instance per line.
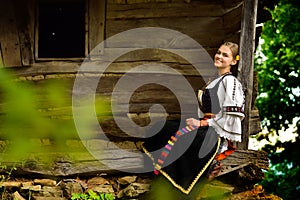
[0, 174, 152, 200]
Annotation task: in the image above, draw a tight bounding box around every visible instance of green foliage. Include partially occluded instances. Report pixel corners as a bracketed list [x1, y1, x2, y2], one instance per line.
[0, 165, 16, 184]
[71, 190, 115, 200]
[0, 69, 75, 158]
[258, 128, 300, 199]
[0, 165, 17, 199]
[260, 160, 300, 200]
[0, 68, 110, 161]
[255, 0, 300, 199]
[255, 0, 300, 132]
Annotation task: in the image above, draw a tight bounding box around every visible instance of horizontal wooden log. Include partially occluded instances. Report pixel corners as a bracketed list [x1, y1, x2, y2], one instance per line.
[220, 150, 269, 172]
[217, 151, 268, 188]
[105, 0, 243, 50]
[0, 109, 262, 140]
[0, 139, 143, 176]
[0, 138, 268, 179]
[106, 18, 225, 48]
[1, 79, 261, 139]
[7, 46, 217, 79]
[107, 0, 243, 18]
[96, 48, 216, 65]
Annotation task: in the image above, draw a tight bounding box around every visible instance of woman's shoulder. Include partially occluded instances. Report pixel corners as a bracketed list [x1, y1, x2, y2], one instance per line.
[221, 75, 244, 99]
[222, 74, 242, 85]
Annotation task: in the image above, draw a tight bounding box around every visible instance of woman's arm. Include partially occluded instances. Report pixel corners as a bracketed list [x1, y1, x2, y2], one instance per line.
[186, 118, 208, 127]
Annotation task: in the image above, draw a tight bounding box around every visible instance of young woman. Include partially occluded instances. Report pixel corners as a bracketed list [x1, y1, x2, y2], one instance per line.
[142, 42, 245, 195]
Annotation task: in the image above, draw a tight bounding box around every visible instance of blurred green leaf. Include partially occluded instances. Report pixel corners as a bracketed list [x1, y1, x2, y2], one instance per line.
[0, 69, 111, 162]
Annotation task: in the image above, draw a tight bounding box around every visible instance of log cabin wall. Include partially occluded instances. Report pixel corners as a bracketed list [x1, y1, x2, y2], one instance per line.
[0, 0, 260, 175]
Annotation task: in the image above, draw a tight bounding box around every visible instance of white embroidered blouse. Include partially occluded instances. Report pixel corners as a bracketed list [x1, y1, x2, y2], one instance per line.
[198, 74, 245, 143]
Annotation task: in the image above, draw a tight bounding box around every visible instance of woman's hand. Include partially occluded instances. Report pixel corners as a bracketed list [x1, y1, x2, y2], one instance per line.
[186, 118, 208, 127]
[186, 118, 200, 127]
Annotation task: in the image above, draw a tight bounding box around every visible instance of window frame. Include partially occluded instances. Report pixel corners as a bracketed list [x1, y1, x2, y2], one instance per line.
[34, 0, 105, 61]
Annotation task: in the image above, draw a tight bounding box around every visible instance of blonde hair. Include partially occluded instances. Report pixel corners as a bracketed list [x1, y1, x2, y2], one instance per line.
[222, 41, 239, 60]
[221, 41, 239, 76]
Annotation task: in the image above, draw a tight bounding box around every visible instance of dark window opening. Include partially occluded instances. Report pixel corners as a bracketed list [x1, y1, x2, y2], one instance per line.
[38, 0, 85, 58]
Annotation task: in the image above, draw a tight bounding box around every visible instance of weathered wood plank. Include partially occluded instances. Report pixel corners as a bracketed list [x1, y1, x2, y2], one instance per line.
[13, 0, 35, 66]
[10, 151, 143, 176]
[107, 0, 243, 18]
[89, 0, 106, 57]
[106, 0, 243, 49]
[11, 46, 217, 76]
[107, 2, 224, 18]
[126, 0, 168, 4]
[0, 0, 22, 67]
[218, 150, 268, 185]
[221, 150, 269, 170]
[100, 48, 216, 64]
[13, 61, 216, 78]
[106, 17, 225, 48]
[237, 0, 258, 149]
[0, 139, 143, 176]
[250, 108, 262, 135]
[0, 145, 268, 177]
[13, 62, 81, 77]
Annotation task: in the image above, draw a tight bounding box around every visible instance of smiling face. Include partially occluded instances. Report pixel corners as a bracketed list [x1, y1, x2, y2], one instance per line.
[214, 45, 237, 69]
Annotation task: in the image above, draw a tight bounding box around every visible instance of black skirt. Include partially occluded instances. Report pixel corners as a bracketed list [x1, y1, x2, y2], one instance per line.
[141, 120, 220, 195]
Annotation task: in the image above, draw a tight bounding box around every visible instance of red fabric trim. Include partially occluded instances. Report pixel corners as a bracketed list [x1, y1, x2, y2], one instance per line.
[215, 140, 236, 161]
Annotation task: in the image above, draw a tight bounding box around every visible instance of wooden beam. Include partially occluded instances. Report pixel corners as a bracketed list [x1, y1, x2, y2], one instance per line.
[0, 141, 268, 177]
[237, 0, 258, 149]
[0, 0, 22, 67]
[13, 0, 35, 66]
[106, 17, 225, 48]
[89, 0, 106, 58]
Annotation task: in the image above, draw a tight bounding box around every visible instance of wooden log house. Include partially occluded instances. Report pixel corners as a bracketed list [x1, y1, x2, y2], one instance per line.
[0, 0, 266, 179]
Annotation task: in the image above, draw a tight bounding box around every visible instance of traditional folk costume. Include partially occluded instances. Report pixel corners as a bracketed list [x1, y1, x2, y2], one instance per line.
[141, 73, 245, 195]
